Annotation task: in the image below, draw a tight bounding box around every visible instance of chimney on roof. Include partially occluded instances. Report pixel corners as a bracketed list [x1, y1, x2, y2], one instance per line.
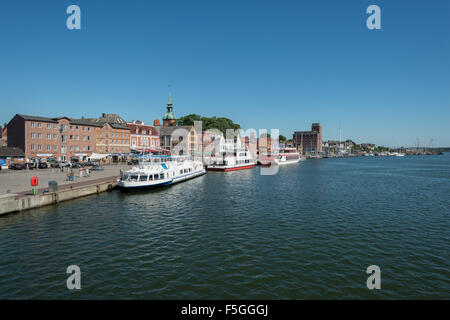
[154, 119, 161, 126]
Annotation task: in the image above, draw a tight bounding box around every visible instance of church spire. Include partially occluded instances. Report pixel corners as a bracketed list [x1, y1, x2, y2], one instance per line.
[168, 85, 172, 105]
[163, 85, 176, 126]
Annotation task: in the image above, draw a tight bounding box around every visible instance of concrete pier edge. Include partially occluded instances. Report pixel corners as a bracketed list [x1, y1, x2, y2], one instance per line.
[0, 179, 117, 216]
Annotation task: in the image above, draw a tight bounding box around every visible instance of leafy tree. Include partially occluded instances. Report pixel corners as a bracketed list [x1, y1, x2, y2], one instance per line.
[177, 114, 240, 135]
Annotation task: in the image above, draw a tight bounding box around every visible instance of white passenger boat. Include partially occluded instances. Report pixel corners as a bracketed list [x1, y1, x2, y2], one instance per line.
[259, 147, 304, 166]
[205, 135, 256, 171]
[276, 147, 302, 165]
[206, 149, 256, 171]
[117, 156, 205, 191]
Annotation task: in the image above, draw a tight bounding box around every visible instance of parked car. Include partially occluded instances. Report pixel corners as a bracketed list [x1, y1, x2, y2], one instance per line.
[91, 165, 104, 171]
[23, 163, 35, 170]
[71, 162, 84, 168]
[51, 161, 70, 168]
[50, 162, 60, 168]
[38, 162, 48, 169]
[84, 161, 98, 167]
[8, 163, 24, 170]
[127, 159, 139, 165]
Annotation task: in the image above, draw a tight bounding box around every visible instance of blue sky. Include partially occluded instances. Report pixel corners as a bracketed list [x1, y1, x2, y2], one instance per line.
[0, 0, 449, 147]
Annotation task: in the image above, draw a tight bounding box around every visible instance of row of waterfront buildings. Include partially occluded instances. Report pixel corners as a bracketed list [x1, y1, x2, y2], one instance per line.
[0, 90, 201, 165]
[0, 89, 330, 165]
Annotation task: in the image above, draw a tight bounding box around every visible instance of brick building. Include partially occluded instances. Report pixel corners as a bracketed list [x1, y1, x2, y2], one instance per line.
[1, 126, 7, 147]
[293, 123, 323, 154]
[90, 114, 131, 154]
[127, 120, 161, 153]
[160, 125, 200, 156]
[0, 147, 25, 166]
[6, 114, 99, 162]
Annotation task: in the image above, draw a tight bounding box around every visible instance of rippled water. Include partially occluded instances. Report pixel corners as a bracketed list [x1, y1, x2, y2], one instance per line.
[0, 155, 449, 299]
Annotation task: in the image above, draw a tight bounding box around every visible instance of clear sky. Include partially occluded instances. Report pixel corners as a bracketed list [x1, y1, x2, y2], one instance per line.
[0, 0, 449, 147]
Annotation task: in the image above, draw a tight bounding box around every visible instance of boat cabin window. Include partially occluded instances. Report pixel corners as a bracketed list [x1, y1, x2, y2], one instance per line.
[180, 170, 183, 174]
[130, 175, 138, 182]
[160, 173, 164, 179]
[154, 174, 159, 180]
[139, 175, 148, 181]
[149, 175, 153, 181]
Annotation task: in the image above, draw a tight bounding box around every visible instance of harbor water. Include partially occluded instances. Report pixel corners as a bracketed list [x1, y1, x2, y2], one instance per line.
[0, 154, 449, 299]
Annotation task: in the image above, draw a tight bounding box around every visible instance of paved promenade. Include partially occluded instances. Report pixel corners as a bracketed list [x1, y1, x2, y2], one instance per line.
[0, 164, 130, 196]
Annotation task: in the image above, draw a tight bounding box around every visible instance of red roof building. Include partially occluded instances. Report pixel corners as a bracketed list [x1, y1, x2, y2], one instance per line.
[127, 121, 162, 154]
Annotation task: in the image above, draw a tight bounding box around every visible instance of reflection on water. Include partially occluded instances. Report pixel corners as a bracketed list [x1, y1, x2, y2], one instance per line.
[0, 155, 449, 299]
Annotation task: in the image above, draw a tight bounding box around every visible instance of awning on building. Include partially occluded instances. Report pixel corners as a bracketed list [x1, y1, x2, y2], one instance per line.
[88, 153, 110, 160]
[131, 147, 170, 154]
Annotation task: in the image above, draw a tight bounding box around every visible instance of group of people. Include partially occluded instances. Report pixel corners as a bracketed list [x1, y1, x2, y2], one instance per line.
[65, 166, 91, 181]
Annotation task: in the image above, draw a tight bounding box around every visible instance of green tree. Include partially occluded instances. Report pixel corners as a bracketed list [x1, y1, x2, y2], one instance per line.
[177, 114, 240, 135]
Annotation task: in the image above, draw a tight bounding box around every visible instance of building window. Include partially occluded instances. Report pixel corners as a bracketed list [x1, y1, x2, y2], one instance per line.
[31, 133, 35, 139]
[53, 134, 57, 139]
[70, 135, 73, 140]
[87, 127, 90, 131]
[88, 146, 90, 151]
[31, 144, 35, 150]
[83, 146, 86, 151]
[87, 136, 90, 141]
[70, 125, 73, 130]
[54, 124, 58, 129]
[38, 123, 42, 128]
[31, 122, 35, 127]
[54, 145, 58, 151]
[76, 135, 79, 140]
[70, 146, 74, 151]
[47, 134, 51, 139]
[47, 145, 51, 151]
[38, 145, 42, 150]
[47, 124, 51, 129]
[37, 133, 42, 139]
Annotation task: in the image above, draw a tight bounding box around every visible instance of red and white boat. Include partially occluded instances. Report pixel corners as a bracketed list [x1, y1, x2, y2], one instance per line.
[277, 147, 304, 164]
[205, 135, 256, 171]
[206, 150, 255, 171]
[258, 147, 304, 166]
